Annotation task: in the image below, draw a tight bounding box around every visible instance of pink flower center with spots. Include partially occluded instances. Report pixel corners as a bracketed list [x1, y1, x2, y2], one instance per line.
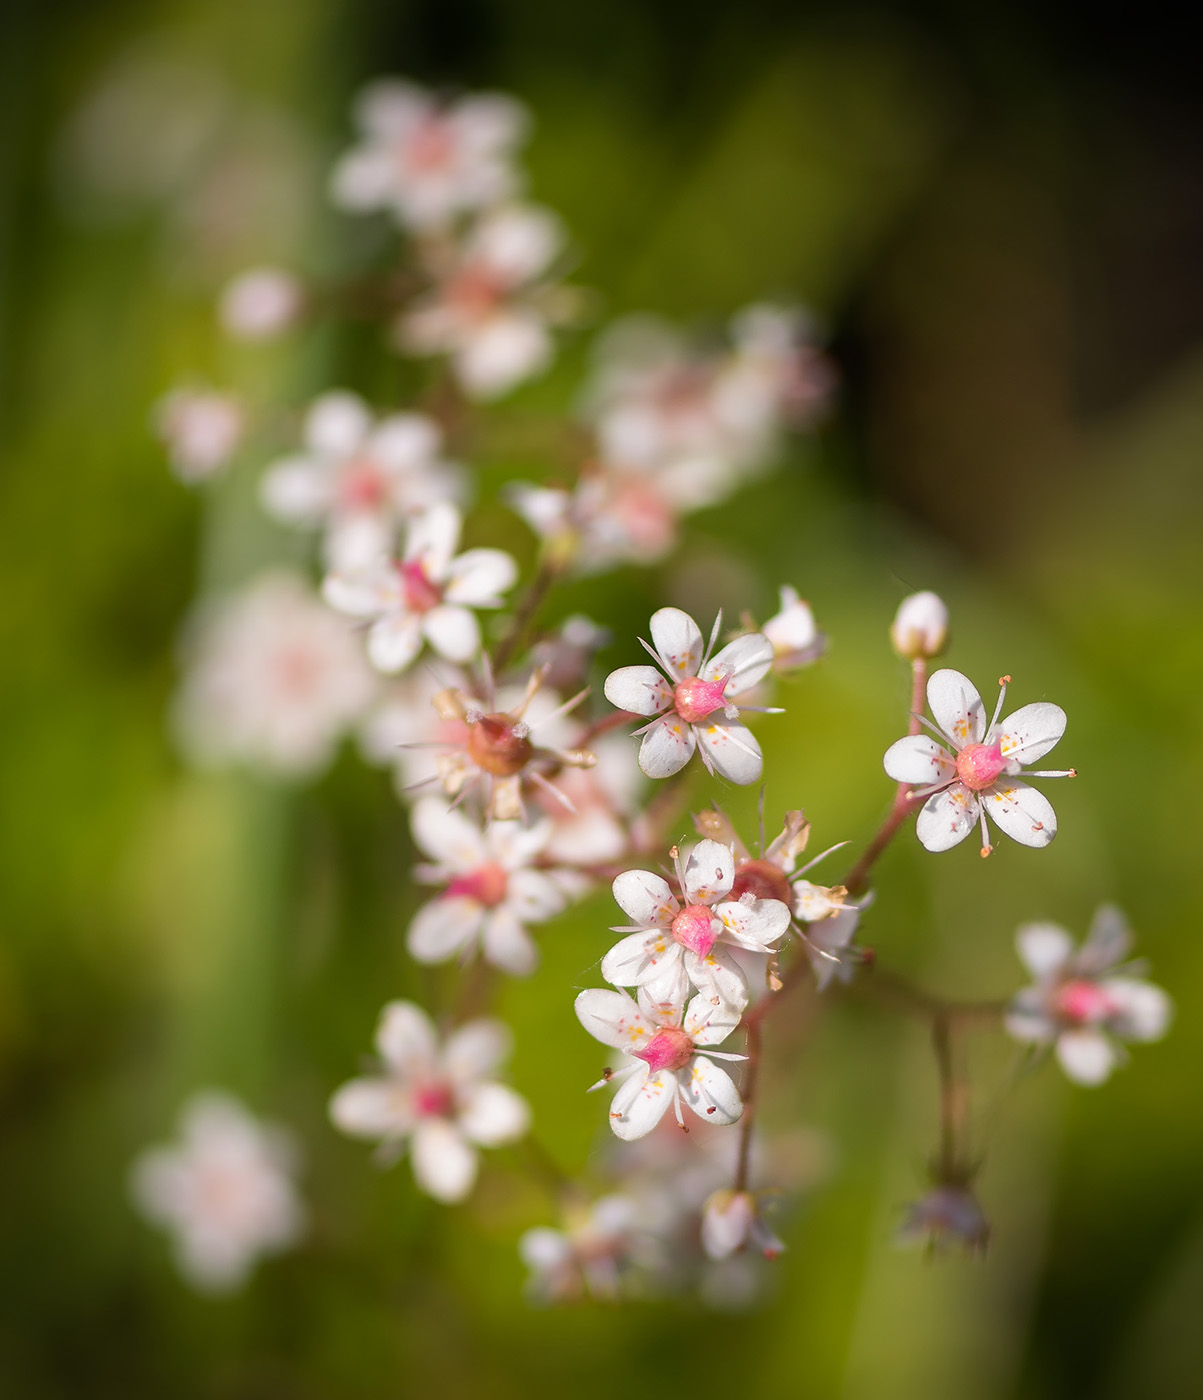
[674, 675, 729, 724]
[339, 458, 388, 510]
[399, 560, 442, 613]
[636, 1026, 695, 1074]
[671, 903, 719, 959]
[955, 740, 1008, 791]
[413, 1082, 456, 1118]
[1054, 979, 1117, 1026]
[446, 862, 508, 907]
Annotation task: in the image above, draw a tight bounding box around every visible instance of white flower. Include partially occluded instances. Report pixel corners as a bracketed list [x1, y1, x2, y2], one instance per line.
[407, 798, 569, 975]
[519, 1195, 643, 1302]
[574, 985, 745, 1139]
[323, 503, 516, 674]
[761, 585, 824, 671]
[713, 303, 833, 446]
[701, 1188, 785, 1261]
[604, 608, 778, 784]
[130, 1092, 304, 1292]
[882, 668, 1076, 856]
[398, 204, 566, 398]
[538, 732, 643, 866]
[330, 80, 528, 230]
[261, 391, 464, 571]
[890, 591, 949, 660]
[219, 266, 303, 340]
[330, 1001, 530, 1203]
[601, 839, 791, 1013]
[1005, 905, 1172, 1085]
[174, 571, 376, 778]
[155, 387, 242, 483]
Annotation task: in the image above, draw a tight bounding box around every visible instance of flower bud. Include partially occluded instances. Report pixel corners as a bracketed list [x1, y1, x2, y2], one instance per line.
[220, 267, 303, 341]
[702, 1189, 785, 1260]
[890, 591, 949, 660]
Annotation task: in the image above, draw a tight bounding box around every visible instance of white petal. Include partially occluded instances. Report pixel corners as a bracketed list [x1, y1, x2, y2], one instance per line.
[369, 413, 440, 470]
[306, 391, 370, 457]
[520, 1227, 572, 1272]
[375, 1001, 437, 1072]
[684, 948, 750, 1015]
[410, 1119, 478, 1202]
[482, 907, 538, 975]
[260, 458, 331, 523]
[505, 869, 566, 923]
[325, 512, 394, 574]
[422, 605, 480, 662]
[705, 633, 773, 694]
[1103, 978, 1173, 1042]
[996, 701, 1066, 764]
[914, 785, 978, 852]
[603, 665, 673, 717]
[1055, 1030, 1117, 1086]
[457, 315, 551, 398]
[407, 897, 483, 963]
[649, 607, 704, 680]
[354, 79, 427, 137]
[684, 839, 735, 903]
[1015, 922, 1074, 980]
[683, 992, 742, 1046]
[611, 868, 678, 927]
[927, 668, 986, 748]
[982, 779, 1057, 847]
[471, 205, 561, 282]
[697, 720, 763, 785]
[443, 1019, 511, 1083]
[639, 715, 697, 778]
[457, 1082, 531, 1145]
[1004, 990, 1056, 1044]
[640, 954, 694, 1009]
[322, 564, 401, 618]
[443, 549, 517, 605]
[608, 1068, 674, 1140]
[411, 796, 487, 866]
[681, 1057, 743, 1125]
[883, 734, 956, 786]
[715, 896, 791, 951]
[329, 1078, 412, 1139]
[600, 930, 677, 989]
[1079, 904, 1132, 973]
[404, 503, 461, 580]
[369, 613, 424, 674]
[574, 987, 654, 1053]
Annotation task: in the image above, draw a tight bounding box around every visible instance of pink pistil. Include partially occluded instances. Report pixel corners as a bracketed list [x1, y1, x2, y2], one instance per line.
[446, 863, 508, 907]
[636, 1027, 695, 1074]
[399, 560, 442, 613]
[413, 1082, 455, 1118]
[1054, 979, 1117, 1027]
[955, 741, 1008, 791]
[673, 675, 729, 724]
[671, 903, 719, 959]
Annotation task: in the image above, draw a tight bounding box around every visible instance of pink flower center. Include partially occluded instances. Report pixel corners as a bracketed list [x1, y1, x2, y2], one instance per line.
[273, 644, 321, 697]
[671, 903, 719, 959]
[339, 457, 388, 510]
[955, 740, 1008, 791]
[404, 118, 457, 174]
[446, 862, 508, 907]
[446, 263, 506, 321]
[399, 560, 442, 613]
[466, 713, 533, 777]
[1054, 979, 1117, 1026]
[636, 1026, 695, 1074]
[673, 675, 729, 724]
[730, 858, 792, 907]
[413, 1082, 456, 1118]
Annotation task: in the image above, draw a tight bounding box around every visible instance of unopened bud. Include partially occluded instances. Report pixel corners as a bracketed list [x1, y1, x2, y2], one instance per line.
[890, 591, 949, 660]
[219, 267, 303, 341]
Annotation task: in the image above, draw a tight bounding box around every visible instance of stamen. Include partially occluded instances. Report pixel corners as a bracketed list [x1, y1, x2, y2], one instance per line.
[987, 675, 1011, 737]
[978, 806, 993, 859]
[701, 609, 724, 671]
[637, 635, 674, 678]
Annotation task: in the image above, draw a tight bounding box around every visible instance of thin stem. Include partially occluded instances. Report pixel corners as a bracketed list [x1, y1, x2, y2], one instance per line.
[492, 556, 563, 676]
[733, 1018, 762, 1192]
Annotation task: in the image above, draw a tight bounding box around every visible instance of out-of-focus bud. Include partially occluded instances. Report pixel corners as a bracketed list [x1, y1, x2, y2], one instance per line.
[890, 591, 949, 661]
[761, 585, 825, 671]
[219, 266, 303, 340]
[896, 1184, 989, 1255]
[701, 1189, 785, 1261]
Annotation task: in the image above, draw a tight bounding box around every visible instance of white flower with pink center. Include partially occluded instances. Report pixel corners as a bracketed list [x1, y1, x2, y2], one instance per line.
[882, 668, 1076, 856]
[261, 391, 463, 572]
[406, 797, 569, 976]
[330, 80, 528, 230]
[130, 1092, 304, 1292]
[323, 503, 516, 674]
[1005, 906, 1172, 1085]
[601, 839, 791, 1013]
[155, 387, 243, 484]
[398, 204, 566, 398]
[574, 985, 745, 1140]
[329, 1001, 530, 1203]
[604, 608, 778, 784]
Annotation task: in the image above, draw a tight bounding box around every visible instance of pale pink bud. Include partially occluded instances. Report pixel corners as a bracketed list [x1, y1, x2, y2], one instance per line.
[890, 591, 949, 660]
[220, 267, 303, 341]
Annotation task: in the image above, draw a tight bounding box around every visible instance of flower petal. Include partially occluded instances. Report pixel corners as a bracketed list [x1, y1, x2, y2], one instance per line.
[369, 412, 440, 470]
[603, 665, 673, 717]
[638, 715, 697, 778]
[410, 1119, 478, 1202]
[683, 992, 742, 1046]
[407, 897, 483, 963]
[404, 503, 461, 579]
[322, 563, 401, 618]
[1004, 989, 1056, 1044]
[611, 868, 678, 927]
[260, 458, 332, 522]
[927, 669, 986, 748]
[649, 607, 704, 681]
[705, 633, 773, 694]
[697, 720, 763, 785]
[443, 548, 517, 605]
[914, 784, 978, 852]
[482, 906, 538, 975]
[574, 987, 654, 1053]
[608, 1067, 674, 1140]
[681, 1057, 743, 1125]
[683, 948, 750, 1014]
[306, 391, 370, 456]
[328, 1077, 413, 1139]
[996, 701, 1066, 764]
[684, 839, 735, 903]
[1104, 978, 1173, 1042]
[422, 604, 480, 662]
[600, 929, 677, 989]
[457, 314, 551, 398]
[715, 896, 791, 951]
[882, 735, 956, 786]
[982, 779, 1057, 847]
[442, 1018, 511, 1083]
[505, 869, 566, 923]
[369, 613, 424, 674]
[1015, 922, 1074, 980]
[1078, 904, 1132, 974]
[411, 796, 487, 866]
[375, 1001, 437, 1072]
[1055, 1030, 1117, 1086]
[457, 1082, 531, 1145]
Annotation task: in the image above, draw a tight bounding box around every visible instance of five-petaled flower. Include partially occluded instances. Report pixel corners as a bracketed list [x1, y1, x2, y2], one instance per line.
[1004, 906, 1172, 1085]
[574, 985, 745, 1139]
[604, 607, 778, 784]
[883, 668, 1075, 856]
[329, 1001, 530, 1202]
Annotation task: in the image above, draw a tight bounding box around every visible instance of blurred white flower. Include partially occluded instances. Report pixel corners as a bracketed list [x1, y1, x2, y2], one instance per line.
[155, 387, 242, 483]
[890, 590, 949, 661]
[174, 571, 376, 778]
[219, 266, 303, 340]
[130, 1092, 304, 1292]
[761, 585, 824, 671]
[701, 1188, 784, 1261]
[519, 1195, 645, 1302]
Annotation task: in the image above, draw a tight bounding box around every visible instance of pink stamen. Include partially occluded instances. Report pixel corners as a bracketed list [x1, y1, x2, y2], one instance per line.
[445, 862, 508, 907]
[1054, 979, 1118, 1026]
[636, 1027, 695, 1074]
[671, 903, 719, 959]
[399, 560, 442, 613]
[674, 675, 729, 724]
[955, 740, 1008, 791]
